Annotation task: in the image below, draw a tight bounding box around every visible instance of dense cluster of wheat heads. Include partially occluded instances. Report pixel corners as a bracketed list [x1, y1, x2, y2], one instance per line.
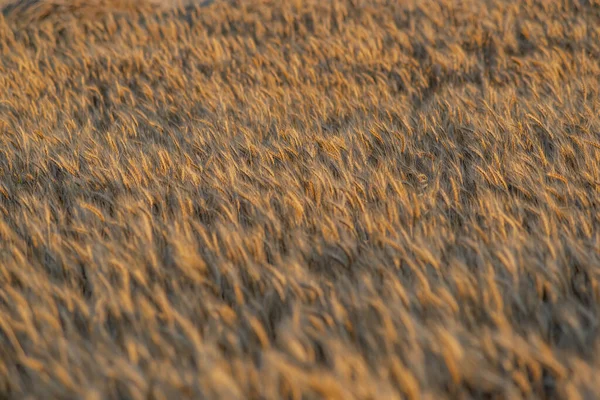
[1, 0, 600, 398]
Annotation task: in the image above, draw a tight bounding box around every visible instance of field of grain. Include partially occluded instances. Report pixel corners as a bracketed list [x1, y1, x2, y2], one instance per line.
[1, 0, 600, 398]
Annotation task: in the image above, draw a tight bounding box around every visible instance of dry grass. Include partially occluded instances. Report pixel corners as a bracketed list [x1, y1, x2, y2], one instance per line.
[1, 0, 600, 398]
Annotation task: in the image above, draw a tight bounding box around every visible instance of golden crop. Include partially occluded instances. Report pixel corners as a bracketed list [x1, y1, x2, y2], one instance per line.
[1, 0, 600, 398]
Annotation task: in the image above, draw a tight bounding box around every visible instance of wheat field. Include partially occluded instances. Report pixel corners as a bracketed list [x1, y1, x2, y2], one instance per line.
[1, 0, 600, 398]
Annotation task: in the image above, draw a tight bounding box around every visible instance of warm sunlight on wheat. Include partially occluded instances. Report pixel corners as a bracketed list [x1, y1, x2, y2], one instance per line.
[1, 0, 600, 398]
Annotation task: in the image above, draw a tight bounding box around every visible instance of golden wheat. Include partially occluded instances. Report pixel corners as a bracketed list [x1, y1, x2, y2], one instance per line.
[1, 0, 600, 398]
